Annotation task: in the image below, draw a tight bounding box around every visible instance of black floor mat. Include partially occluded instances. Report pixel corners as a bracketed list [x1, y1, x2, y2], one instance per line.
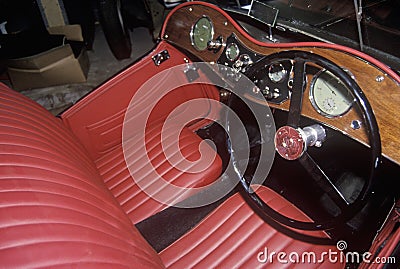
[135, 187, 236, 252]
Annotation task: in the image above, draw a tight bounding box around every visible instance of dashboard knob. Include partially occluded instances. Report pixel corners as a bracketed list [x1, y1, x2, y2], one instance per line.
[207, 36, 224, 52]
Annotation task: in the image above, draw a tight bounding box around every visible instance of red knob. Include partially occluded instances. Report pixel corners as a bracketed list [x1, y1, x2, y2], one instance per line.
[275, 126, 305, 160]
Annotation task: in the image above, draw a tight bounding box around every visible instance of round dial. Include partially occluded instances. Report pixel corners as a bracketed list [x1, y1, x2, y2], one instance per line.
[190, 17, 214, 51]
[310, 70, 354, 117]
[268, 63, 287, 83]
[226, 43, 240, 61]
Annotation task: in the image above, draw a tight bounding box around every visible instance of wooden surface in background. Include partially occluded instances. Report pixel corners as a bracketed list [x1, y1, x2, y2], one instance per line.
[163, 4, 400, 165]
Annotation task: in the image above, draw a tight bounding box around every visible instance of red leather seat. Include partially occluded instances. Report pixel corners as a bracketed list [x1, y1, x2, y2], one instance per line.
[160, 187, 342, 268]
[58, 42, 224, 224]
[0, 84, 344, 268]
[96, 122, 222, 224]
[0, 84, 164, 268]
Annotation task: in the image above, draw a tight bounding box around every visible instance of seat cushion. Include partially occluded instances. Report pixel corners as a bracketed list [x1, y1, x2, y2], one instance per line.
[160, 186, 345, 269]
[96, 122, 222, 224]
[0, 83, 345, 268]
[0, 84, 164, 268]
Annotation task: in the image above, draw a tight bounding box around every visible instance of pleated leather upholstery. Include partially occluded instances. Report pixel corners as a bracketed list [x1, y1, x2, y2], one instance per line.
[96, 122, 222, 224]
[0, 84, 164, 268]
[160, 186, 345, 269]
[0, 83, 346, 269]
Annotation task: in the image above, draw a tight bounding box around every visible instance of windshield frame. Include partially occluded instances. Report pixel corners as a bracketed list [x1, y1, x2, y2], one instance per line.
[222, 0, 400, 73]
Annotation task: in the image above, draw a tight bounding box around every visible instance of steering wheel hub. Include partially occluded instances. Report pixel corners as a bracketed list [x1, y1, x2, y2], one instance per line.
[275, 124, 327, 160]
[275, 126, 305, 160]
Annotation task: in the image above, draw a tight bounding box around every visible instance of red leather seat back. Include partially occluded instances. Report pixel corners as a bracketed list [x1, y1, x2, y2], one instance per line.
[0, 84, 164, 268]
[61, 42, 220, 161]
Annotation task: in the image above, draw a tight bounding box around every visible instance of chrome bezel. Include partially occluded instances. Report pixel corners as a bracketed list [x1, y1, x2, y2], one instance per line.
[225, 43, 240, 61]
[268, 63, 287, 83]
[309, 69, 354, 118]
[190, 16, 214, 51]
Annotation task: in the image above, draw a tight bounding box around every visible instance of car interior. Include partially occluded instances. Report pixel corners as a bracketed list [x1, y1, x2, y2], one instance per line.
[1, 2, 399, 268]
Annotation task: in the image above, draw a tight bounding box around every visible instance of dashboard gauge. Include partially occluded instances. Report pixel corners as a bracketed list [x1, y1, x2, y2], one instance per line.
[190, 16, 214, 51]
[268, 63, 287, 83]
[226, 43, 240, 61]
[310, 70, 354, 118]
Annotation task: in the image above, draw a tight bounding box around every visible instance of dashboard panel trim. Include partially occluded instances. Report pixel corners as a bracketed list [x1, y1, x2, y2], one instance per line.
[161, 2, 400, 165]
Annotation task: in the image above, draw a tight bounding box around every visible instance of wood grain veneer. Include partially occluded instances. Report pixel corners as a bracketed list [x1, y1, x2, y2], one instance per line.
[162, 3, 400, 165]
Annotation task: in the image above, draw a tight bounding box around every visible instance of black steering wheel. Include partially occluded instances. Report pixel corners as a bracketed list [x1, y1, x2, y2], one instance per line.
[229, 50, 381, 238]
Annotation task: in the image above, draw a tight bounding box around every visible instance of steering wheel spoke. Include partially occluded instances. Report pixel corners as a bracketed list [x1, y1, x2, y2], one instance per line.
[299, 153, 349, 210]
[287, 58, 307, 128]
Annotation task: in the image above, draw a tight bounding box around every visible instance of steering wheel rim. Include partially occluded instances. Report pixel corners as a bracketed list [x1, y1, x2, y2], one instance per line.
[230, 50, 381, 232]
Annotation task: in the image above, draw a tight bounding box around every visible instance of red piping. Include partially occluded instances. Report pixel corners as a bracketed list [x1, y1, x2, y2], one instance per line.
[161, 1, 400, 84]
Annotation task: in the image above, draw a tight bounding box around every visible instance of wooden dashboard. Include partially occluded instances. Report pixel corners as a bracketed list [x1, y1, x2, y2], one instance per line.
[161, 2, 400, 165]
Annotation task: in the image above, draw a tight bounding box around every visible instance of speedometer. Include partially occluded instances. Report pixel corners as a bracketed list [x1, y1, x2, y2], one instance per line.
[190, 16, 214, 51]
[310, 70, 354, 118]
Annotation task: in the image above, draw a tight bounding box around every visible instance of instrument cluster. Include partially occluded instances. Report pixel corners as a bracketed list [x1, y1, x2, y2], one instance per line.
[215, 35, 355, 118]
[165, 2, 400, 164]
